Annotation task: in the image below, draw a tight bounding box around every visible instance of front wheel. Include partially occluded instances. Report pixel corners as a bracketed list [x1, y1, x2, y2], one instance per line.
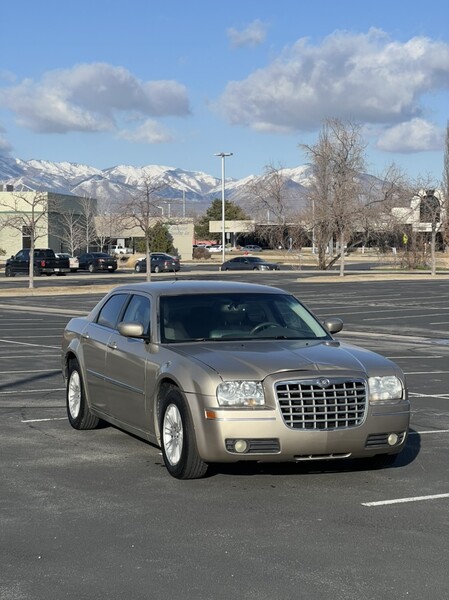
[154, 265, 161, 273]
[88, 263, 96, 273]
[67, 358, 100, 430]
[4, 266, 15, 277]
[135, 263, 142, 273]
[159, 385, 208, 479]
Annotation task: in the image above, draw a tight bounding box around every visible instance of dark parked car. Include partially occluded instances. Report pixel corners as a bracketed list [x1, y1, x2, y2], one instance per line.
[242, 245, 263, 252]
[221, 256, 279, 271]
[77, 252, 117, 273]
[135, 253, 180, 273]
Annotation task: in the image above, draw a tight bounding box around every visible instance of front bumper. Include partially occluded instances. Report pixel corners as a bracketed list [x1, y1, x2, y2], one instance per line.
[188, 396, 410, 463]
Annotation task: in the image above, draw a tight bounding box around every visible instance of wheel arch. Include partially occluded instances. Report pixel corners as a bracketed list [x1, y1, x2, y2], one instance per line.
[154, 376, 183, 442]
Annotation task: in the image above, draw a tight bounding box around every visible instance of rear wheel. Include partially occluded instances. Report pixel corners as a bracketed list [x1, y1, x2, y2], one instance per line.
[88, 263, 96, 273]
[159, 385, 208, 479]
[67, 358, 100, 430]
[154, 265, 161, 273]
[135, 263, 142, 273]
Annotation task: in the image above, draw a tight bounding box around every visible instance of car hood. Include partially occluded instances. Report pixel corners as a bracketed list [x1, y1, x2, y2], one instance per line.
[171, 339, 399, 380]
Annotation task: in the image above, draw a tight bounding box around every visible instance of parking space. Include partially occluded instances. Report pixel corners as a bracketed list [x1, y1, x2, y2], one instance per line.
[1, 278, 449, 599]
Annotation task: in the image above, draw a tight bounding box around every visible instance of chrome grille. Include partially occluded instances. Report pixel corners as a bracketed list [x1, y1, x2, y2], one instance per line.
[275, 378, 367, 430]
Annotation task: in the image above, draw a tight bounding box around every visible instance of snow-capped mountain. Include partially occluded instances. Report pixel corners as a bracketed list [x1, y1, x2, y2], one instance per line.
[0, 156, 313, 212]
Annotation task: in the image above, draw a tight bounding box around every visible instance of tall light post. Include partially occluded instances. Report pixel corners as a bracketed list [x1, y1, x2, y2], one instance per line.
[214, 152, 233, 264]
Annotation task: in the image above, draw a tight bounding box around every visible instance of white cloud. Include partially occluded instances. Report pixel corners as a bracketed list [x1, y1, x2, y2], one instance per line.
[215, 29, 449, 133]
[376, 118, 444, 152]
[227, 20, 267, 48]
[0, 63, 190, 135]
[0, 124, 12, 155]
[118, 119, 173, 144]
[0, 135, 12, 155]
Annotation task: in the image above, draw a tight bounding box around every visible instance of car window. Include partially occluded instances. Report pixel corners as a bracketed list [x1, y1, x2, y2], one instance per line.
[160, 293, 330, 342]
[96, 294, 129, 330]
[121, 295, 151, 335]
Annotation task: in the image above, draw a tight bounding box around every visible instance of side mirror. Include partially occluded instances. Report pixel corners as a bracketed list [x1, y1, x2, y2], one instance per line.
[324, 318, 344, 334]
[118, 321, 148, 339]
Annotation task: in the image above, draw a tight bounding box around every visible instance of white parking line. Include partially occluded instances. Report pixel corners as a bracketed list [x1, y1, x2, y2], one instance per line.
[404, 370, 449, 375]
[0, 338, 59, 349]
[409, 392, 449, 398]
[22, 417, 66, 423]
[362, 493, 449, 507]
[0, 369, 58, 374]
[409, 429, 449, 435]
[0, 388, 65, 394]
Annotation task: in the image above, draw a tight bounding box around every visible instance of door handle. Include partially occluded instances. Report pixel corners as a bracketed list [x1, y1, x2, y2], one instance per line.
[107, 341, 117, 350]
[81, 333, 90, 340]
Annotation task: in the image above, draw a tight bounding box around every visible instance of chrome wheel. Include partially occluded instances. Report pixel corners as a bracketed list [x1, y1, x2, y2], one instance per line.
[162, 403, 184, 466]
[159, 385, 208, 479]
[68, 369, 81, 419]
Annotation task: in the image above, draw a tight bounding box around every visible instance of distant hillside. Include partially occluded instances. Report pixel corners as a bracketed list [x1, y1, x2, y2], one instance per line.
[0, 156, 314, 215]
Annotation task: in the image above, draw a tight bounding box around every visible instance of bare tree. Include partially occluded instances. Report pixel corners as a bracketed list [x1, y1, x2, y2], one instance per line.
[442, 121, 449, 251]
[300, 119, 366, 274]
[245, 163, 296, 250]
[119, 175, 164, 281]
[0, 189, 49, 289]
[78, 196, 97, 252]
[55, 206, 85, 255]
[416, 185, 442, 276]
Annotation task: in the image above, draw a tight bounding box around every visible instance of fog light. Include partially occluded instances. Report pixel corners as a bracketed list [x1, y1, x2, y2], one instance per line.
[387, 433, 399, 446]
[234, 439, 248, 453]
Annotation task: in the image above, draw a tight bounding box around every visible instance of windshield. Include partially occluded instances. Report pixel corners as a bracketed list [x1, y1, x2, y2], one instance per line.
[160, 293, 330, 343]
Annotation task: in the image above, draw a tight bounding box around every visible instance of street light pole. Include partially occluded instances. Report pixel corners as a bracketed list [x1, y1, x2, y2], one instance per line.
[214, 152, 233, 264]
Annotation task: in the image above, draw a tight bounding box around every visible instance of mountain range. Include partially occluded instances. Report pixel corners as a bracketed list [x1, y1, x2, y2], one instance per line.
[0, 156, 312, 215]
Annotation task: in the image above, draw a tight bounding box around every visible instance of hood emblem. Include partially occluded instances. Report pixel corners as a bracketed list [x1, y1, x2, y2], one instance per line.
[316, 378, 330, 388]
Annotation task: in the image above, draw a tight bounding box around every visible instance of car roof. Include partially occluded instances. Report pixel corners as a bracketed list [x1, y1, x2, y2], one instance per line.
[106, 280, 287, 298]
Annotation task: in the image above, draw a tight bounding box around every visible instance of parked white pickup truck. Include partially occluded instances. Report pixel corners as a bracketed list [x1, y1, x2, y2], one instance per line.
[110, 245, 132, 255]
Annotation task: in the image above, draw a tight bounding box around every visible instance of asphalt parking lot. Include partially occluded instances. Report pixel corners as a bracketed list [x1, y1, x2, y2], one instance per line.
[1, 272, 448, 600]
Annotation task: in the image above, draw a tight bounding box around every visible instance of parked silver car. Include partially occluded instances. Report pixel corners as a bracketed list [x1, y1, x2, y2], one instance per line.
[62, 281, 410, 479]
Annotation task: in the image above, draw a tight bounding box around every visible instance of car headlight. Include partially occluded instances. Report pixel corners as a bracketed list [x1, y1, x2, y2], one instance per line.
[217, 381, 265, 407]
[368, 376, 403, 402]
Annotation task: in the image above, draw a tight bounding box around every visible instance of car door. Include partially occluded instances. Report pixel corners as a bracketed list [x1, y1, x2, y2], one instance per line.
[81, 293, 129, 413]
[78, 253, 88, 269]
[230, 257, 243, 270]
[103, 293, 152, 430]
[13, 250, 29, 274]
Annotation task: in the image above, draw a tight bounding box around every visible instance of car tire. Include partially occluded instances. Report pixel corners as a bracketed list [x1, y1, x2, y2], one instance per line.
[67, 358, 100, 430]
[33, 268, 42, 276]
[4, 266, 15, 277]
[159, 384, 208, 480]
[88, 263, 96, 273]
[154, 265, 161, 273]
[135, 263, 142, 273]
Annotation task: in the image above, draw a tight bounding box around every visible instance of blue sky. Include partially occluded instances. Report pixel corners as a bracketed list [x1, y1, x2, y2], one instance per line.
[1, 0, 448, 181]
